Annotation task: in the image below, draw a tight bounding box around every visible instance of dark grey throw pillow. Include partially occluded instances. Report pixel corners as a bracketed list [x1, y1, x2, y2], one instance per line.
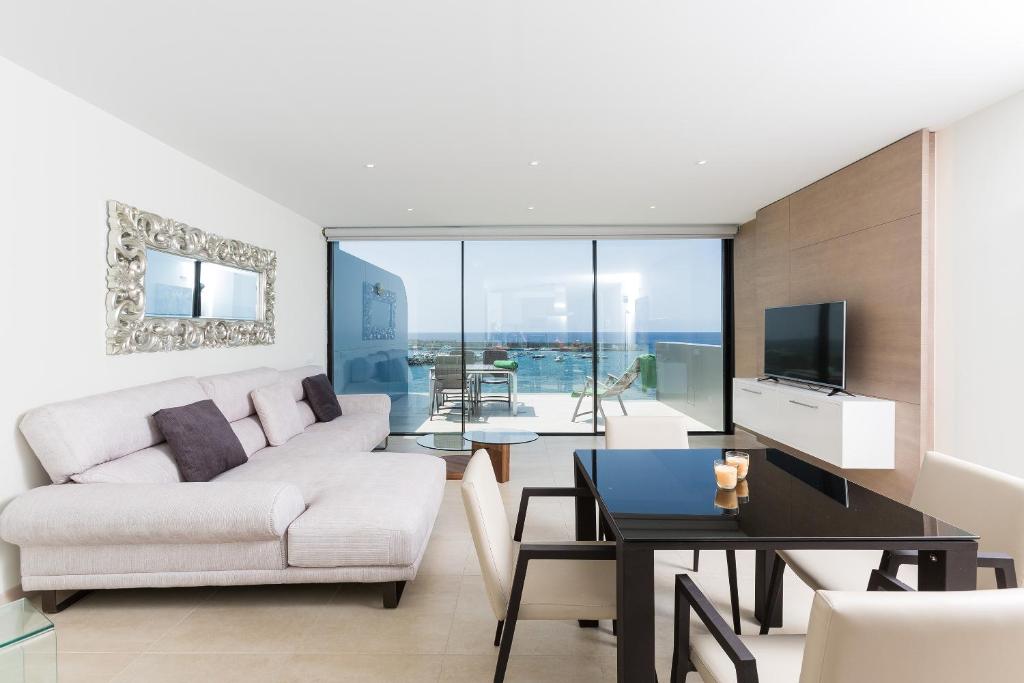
[153, 399, 248, 482]
[302, 374, 342, 422]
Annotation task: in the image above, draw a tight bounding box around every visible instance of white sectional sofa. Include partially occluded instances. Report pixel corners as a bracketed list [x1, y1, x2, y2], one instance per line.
[0, 365, 445, 612]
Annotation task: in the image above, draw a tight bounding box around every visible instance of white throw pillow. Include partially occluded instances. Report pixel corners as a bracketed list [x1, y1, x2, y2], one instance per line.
[251, 382, 305, 446]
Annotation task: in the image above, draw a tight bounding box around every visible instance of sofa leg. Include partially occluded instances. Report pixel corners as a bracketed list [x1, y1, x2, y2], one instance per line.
[40, 589, 91, 614]
[374, 436, 389, 451]
[382, 581, 406, 608]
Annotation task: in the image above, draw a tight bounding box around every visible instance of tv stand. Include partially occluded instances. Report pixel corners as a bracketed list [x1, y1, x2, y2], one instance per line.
[732, 378, 894, 469]
[755, 376, 779, 383]
[827, 387, 855, 397]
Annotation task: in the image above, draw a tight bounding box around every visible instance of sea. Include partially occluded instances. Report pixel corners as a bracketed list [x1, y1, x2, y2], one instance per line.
[406, 331, 721, 398]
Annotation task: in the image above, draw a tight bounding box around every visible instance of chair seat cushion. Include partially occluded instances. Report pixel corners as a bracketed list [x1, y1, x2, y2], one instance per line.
[518, 551, 617, 621]
[216, 451, 445, 568]
[691, 632, 805, 683]
[778, 549, 918, 592]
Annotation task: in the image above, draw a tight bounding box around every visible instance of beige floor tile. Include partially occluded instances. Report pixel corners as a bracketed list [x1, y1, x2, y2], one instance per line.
[50, 588, 213, 653]
[440, 653, 617, 682]
[57, 652, 138, 683]
[111, 653, 288, 683]
[146, 584, 337, 654]
[278, 654, 444, 682]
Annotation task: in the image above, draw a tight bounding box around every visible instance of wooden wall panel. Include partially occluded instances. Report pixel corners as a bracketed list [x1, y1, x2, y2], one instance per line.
[732, 130, 932, 502]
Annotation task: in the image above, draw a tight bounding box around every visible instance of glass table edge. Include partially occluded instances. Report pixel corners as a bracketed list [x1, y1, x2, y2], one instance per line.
[570, 449, 979, 543]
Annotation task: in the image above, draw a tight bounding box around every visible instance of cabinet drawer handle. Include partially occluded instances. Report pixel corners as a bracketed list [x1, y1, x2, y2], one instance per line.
[741, 388, 762, 395]
[789, 400, 818, 409]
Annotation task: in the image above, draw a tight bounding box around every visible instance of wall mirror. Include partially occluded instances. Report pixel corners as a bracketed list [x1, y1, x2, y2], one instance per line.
[106, 200, 276, 354]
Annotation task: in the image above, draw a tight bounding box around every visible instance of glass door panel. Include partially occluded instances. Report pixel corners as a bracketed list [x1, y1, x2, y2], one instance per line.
[463, 241, 594, 433]
[330, 241, 464, 433]
[595, 240, 725, 432]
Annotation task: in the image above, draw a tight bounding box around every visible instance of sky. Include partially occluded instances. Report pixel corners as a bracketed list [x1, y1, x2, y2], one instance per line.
[336, 239, 723, 335]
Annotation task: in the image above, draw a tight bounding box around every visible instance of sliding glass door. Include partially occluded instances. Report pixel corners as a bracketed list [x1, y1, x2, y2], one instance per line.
[329, 241, 463, 433]
[329, 238, 728, 435]
[463, 241, 594, 433]
[595, 240, 725, 431]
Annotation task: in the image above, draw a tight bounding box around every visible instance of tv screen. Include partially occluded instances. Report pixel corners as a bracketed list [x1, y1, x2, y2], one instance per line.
[764, 302, 846, 389]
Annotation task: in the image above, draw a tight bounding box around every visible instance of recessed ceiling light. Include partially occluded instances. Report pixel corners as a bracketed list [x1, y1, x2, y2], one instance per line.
[527, 206, 535, 210]
[528, 161, 541, 167]
[406, 208, 414, 212]
[364, 162, 376, 168]
[649, 205, 657, 209]
[696, 160, 708, 166]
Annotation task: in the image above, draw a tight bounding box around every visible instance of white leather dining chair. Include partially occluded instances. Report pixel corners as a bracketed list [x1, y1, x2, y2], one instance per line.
[672, 571, 1024, 683]
[461, 450, 617, 683]
[603, 416, 743, 634]
[761, 450, 1022, 633]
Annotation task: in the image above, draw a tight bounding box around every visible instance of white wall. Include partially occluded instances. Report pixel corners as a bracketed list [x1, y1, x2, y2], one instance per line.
[934, 89, 1024, 476]
[0, 57, 326, 596]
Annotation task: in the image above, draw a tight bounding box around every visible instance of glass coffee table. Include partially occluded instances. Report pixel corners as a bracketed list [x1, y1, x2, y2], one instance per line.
[416, 433, 473, 481]
[463, 430, 539, 483]
[416, 430, 539, 483]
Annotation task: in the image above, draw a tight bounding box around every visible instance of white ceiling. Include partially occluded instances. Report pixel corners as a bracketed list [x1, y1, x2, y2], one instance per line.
[2, 1, 1024, 228]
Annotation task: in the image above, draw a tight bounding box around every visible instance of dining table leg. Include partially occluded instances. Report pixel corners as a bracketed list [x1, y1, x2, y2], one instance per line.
[917, 544, 978, 591]
[616, 544, 656, 683]
[754, 549, 783, 629]
[574, 463, 600, 628]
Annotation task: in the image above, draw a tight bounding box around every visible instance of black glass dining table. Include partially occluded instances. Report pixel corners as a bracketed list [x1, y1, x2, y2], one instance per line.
[572, 448, 979, 683]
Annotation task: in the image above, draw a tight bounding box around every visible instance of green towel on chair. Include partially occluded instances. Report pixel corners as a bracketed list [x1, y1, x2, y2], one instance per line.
[493, 360, 518, 371]
[638, 354, 657, 391]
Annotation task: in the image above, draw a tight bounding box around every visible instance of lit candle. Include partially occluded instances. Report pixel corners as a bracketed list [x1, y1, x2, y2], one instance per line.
[725, 451, 750, 480]
[714, 460, 738, 490]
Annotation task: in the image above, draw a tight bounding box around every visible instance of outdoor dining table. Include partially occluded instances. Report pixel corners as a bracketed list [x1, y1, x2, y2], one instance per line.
[571, 447, 979, 682]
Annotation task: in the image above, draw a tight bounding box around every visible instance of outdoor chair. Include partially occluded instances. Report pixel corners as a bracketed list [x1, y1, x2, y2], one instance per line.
[570, 357, 641, 422]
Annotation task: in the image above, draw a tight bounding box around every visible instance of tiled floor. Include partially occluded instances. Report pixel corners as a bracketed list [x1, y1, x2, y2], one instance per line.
[43, 434, 820, 682]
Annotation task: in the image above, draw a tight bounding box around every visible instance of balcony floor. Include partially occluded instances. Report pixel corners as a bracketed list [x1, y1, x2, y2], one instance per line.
[389, 391, 715, 434]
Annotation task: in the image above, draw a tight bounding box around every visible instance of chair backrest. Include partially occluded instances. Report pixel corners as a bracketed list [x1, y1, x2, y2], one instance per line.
[605, 416, 690, 449]
[484, 349, 508, 364]
[461, 449, 514, 620]
[605, 358, 641, 394]
[910, 450, 1024, 588]
[799, 587, 1024, 682]
[463, 349, 478, 365]
[435, 354, 463, 379]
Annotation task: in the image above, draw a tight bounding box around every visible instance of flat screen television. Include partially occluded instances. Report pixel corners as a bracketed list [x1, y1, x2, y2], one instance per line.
[764, 301, 846, 390]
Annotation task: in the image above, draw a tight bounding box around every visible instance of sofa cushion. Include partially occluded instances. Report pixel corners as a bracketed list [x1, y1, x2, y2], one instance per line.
[19, 376, 208, 484]
[252, 383, 305, 446]
[154, 400, 248, 482]
[199, 367, 279, 422]
[279, 365, 326, 401]
[302, 374, 342, 422]
[71, 444, 182, 484]
[231, 415, 269, 457]
[216, 451, 445, 568]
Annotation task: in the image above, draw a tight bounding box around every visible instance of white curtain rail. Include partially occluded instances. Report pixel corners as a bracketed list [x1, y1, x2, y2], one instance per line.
[323, 224, 737, 241]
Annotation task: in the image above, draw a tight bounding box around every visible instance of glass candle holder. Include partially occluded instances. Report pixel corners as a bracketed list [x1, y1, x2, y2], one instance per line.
[725, 451, 750, 480]
[714, 459, 738, 490]
[736, 479, 750, 504]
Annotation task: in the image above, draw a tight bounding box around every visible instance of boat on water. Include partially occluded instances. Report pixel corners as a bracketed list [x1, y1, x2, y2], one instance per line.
[531, 353, 546, 359]
[579, 353, 592, 359]
[553, 356, 564, 362]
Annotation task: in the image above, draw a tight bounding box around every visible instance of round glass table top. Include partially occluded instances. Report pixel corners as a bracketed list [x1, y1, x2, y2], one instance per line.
[416, 433, 472, 451]
[463, 429, 540, 445]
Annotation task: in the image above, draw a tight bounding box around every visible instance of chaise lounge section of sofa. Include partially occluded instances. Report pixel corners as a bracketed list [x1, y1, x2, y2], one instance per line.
[0, 365, 445, 612]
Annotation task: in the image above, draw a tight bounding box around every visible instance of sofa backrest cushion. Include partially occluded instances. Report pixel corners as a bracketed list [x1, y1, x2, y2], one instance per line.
[20, 376, 208, 484]
[231, 415, 270, 456]
[198, 367, 280, 422]
[279, 365, 326, 401]
[252, 382, 306, 446]
[71, 444, 183, 484]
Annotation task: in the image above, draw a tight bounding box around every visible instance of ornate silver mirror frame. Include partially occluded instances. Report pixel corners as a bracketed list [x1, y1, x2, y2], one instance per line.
[105, 200, 276, 355]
